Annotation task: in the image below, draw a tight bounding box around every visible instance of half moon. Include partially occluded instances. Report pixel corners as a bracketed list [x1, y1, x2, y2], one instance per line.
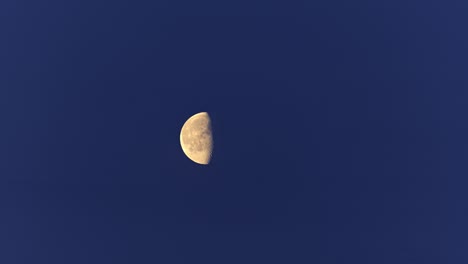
[179, 112, 213, 165]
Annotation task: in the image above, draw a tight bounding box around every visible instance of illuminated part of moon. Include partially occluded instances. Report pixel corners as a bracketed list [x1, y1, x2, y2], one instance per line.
[180, 112, 213, 165]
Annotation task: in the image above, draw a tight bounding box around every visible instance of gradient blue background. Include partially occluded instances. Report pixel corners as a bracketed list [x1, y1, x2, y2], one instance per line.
[1, 0, 467, 263]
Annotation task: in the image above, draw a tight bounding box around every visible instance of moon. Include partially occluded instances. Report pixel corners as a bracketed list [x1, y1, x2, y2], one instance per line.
[180, 112, 213, 165]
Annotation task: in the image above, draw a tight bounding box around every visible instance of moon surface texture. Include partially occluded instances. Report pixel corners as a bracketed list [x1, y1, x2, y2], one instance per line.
[180, 112, 213, 165]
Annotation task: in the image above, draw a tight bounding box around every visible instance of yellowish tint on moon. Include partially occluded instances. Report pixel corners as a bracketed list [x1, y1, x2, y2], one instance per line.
[180, 112, 213, 165]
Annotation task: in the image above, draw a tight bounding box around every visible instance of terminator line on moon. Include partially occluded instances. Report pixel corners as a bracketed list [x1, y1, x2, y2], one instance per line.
[180, 112, 213, 165]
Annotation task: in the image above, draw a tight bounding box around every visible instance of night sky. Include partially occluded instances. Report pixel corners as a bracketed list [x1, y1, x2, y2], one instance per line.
[1, 0, 467, 263]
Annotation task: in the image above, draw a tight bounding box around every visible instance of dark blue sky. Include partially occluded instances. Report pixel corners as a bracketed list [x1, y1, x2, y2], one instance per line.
[1, 0, 467, 263]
